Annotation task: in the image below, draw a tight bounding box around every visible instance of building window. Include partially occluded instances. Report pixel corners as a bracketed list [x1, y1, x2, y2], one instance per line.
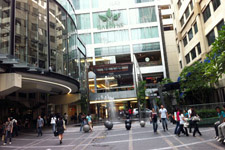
[131, 27, 159, 40]
[178, 0, 182, 9]
[77, 14, 91, 30]
[191, 48, 196, 60]
[203, 5, 211, 22]
[217, 19, 224, 31]
[207, 29, 215, 46]
[185, 7, 190, 19]
[212, 0, 221, 11]
[180, 16, 184, 27]
[197, 43, 201, 55]
[179, 61, 182, 68]
[194, 22, 198, 34]
[183, 36, 188, 47]
[177, 44, 180, 53]
[190, 0, 193, 11]
[185, 54, 190, 64]
[188, 29, 193, 41]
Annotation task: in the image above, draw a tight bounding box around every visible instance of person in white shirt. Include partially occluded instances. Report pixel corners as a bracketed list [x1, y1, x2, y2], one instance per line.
[51, 115, 57, 133]
[177, 110, 189, 137]
[64, 113, 68, 125]
[188, 107, 193, 133]
[159, 105, 168, 132]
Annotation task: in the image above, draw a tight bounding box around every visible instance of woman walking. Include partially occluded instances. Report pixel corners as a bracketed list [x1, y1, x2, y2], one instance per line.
[56, 117, 64, 144]
[191, 109, 202, 137]
[86, 114, 93, 132]
[177, 110, 189, 137]
[150, 108, 158, 133]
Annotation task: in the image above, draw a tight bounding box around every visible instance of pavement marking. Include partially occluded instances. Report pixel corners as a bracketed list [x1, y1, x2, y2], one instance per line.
[78, 131, 102, 150]
[196, 136, 224, 150]
[129, 129, 133, 150]
[158, 131, 178, 150]
[71, 130, 102, 150]
[149, 139, 215, 150]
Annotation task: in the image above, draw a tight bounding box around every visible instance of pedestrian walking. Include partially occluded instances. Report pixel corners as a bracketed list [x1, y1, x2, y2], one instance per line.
[80, 113, 86, 132]
[217, 105, 225, 143]
[174, 108, 180, 134]
[12, 118, 18, 137]
[3, 117, 13, 146]
[1, 122, 6, 142]
[64, 113, 68, 125]
[177, 110, 188, 137]
[191, 109, 202, 137]
[51, 115, 57, 133]
[86, 114, 93, 132]
[159, 105, 168, 132]
[36, 116, 44, 137]
[150, 108, 158, 133]
[56, 117, 64, 144]
[188, 107, 193, 133]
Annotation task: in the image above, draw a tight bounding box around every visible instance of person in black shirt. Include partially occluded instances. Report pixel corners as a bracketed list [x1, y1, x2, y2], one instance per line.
[56, 117, 64, 144]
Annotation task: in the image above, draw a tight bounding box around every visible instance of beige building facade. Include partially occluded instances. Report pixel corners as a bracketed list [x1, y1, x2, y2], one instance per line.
[171, 0, 225, 70]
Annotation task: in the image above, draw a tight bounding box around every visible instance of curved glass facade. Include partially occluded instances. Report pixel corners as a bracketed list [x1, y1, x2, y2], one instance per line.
[0, 0, 85, 80]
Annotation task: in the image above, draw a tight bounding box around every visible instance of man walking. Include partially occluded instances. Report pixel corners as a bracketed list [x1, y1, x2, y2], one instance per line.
[3, 117, 13, 146]
[37, 116, 44, 137]
[159, 105, 168, 132]
[50, 115, 57, 133]
[64, 113, 68, 125]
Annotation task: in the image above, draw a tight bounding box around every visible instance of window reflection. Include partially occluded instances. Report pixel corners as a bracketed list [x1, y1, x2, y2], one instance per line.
[0, 0, 11, 54]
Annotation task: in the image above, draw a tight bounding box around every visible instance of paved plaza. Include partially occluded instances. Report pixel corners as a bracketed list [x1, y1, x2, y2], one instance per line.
[0, 121, 224, 150]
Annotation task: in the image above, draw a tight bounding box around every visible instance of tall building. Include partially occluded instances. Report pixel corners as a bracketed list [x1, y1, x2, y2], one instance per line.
[0, 0, 87, 122]
[73, 0, 175, 118]
[171, 0, 225, 100]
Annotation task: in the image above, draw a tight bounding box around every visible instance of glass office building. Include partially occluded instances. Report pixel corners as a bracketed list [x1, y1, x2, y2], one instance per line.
[73, 0, 167, 117]
[0, 0, 87, 121]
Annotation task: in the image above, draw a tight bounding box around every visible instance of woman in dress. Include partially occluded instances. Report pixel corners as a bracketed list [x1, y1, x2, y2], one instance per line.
[56, 116, 64, 144]
[191, 109, 202, 137]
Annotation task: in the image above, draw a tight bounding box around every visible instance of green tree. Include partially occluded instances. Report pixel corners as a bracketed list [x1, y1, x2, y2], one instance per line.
[179, 61, 211, 103]
[137, 81, 146, 119]
[205, 26, 225, 83]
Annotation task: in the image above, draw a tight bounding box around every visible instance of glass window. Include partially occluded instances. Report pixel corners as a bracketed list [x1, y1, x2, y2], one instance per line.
[0, 0, 11, 54]
[190, 0, 193, 11]
[129, 7, 157, 25]
[74, 0, 90, 10]
[135, 0, 154, 3]
[178, 0, 182, 9]
[135, 51, 162, 67]
[77, 14, 90, 30]
[49, 0, 68, 75]
[185, 54, 190, 64]
[217, 19, 224, 31]
[177, 44, 180, 53]
[197, 43, 201, 55]
[203, 5, 211, 22]
[212, 0, 221, 11]
[183, 36, 188, 47]
[79, 33, 92, 45]
[191, 48, 196, 60]
[94, 30, 129, 44]
[185, 7, 190, 19]
[95, 45, 130, 56]
[179, 61, 182, 68]
[14, 0, 48, 68]
[194, 22, 198, 34]
[188, 29, 193, 41]
[131, 27, 159, 40]
[133, 42, 160, 53]
[93, 9, 127, 30]
[207, 29, 215, 46]
[180, 16, 184, 27]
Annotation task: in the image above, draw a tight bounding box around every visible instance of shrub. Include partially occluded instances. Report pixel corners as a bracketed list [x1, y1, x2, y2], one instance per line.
[196, 109, 218, 118]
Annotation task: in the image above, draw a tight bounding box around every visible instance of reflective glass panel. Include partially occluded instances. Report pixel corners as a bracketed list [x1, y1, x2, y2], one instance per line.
[131, 27, 159, 40]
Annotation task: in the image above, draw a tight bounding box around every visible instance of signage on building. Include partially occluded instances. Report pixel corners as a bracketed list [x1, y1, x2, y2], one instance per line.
[98, 8, 123, 30]
[91, 63, 133, 76]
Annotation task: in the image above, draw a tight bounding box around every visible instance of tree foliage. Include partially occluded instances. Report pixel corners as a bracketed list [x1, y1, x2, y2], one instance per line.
[137, 80, 146, 109]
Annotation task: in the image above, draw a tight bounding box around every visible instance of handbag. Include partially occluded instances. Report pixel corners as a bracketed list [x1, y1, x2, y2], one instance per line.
[192, 116, 200, 121]
[54, 130, 59, 137]
[63, 120, 66, 130]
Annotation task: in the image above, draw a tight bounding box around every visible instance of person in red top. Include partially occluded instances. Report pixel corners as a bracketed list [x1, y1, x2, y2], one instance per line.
[174, 108, 180, 134]
[128, 108, 132, 119]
